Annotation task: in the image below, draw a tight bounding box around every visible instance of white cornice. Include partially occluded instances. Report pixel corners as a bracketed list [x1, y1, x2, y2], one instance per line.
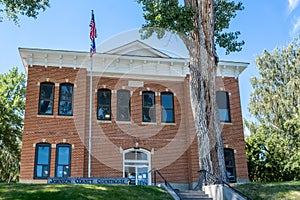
[217, 60, 248, 78]
[19, 48, 248, 79]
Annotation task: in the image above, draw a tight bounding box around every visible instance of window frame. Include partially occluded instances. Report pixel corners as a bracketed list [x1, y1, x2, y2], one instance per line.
[38, 82, 55, 115]
[55, 143, 71, 178]
[142, 91, 156, 123]
[58, 83, 74, 116]
[224, 148, 237, 183]
[216, 91, 231, 123]
[161, 92, 175, 123]
[117, 90, 131, 121]
[97, 89, 111, 121]
[34, 143, 51, 179]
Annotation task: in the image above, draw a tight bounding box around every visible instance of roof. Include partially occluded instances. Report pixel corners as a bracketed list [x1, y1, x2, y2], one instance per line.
[105, 40, 171, 58]
[19, 40, 249, 80]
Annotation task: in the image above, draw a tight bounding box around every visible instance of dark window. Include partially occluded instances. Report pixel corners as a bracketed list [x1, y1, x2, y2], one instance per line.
[117, 90, 130, 121]
[125, 150, 148, 161]
[34, 143, 51, 179]
[97, 89, 111, 120]
[56, 144, 71, 178]
[216, 91, 231, 122]
[58, 83, 74, 116]
[224, 148, 236, 183]
[161, 92, 174, 123]
[38, 82, 54, 115]
[142, 92, 156, 122]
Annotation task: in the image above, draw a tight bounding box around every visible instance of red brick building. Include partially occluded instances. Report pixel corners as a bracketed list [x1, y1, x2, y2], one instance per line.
[19, 41, 248, 189]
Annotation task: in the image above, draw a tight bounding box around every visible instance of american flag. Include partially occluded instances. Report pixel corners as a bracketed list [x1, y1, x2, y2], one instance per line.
[90, 10, 97, 57]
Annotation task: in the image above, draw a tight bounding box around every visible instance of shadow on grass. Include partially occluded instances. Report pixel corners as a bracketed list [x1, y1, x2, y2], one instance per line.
[0, 184, 173, 200]
[234, 181, 300, 200]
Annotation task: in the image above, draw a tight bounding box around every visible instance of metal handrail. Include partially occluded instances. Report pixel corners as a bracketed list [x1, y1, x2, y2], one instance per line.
[150, 168, 182, 200]
[195, 169, 253, 200]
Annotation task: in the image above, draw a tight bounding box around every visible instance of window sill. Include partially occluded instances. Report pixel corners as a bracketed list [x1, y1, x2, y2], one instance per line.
[36, 115, 74, 119]
[36, 115, 55, 118]
[116, 121, 132, 124]
[141, 122, 157, 125]
[97, 120, 112, 124]
[161, 122, 176, 126]
[221, 122, 232, 125]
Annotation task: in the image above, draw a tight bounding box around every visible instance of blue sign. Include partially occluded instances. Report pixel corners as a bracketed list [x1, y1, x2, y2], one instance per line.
[47, 177, 129, 185]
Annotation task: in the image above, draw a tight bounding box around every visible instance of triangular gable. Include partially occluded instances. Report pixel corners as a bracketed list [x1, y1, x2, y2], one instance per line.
[105, 40, 171, 58]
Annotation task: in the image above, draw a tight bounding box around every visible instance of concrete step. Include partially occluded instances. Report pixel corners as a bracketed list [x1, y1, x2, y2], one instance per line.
[178, 190, 213, 200]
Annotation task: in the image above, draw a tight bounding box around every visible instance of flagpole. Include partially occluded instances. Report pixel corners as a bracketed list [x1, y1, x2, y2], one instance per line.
[88, 55, 93, 178]
[88, 9, 96, 178]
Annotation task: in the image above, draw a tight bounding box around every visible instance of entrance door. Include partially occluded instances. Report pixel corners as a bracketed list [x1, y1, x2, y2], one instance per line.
[124, 166, 149, 185]
[123, 149, 151, 185]
[137, 167, 148, 185]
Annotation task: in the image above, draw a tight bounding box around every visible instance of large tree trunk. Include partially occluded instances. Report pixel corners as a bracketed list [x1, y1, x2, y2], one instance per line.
[183, 0, 226, 181]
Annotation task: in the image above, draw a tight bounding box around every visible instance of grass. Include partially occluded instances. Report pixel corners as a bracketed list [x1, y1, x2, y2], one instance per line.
[1, 181, 299, 200]
[234, 181, 300, 200]
[0, 184, 173, 200]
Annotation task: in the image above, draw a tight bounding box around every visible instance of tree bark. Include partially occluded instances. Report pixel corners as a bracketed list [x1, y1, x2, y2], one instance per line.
[182, 0, 226, 181]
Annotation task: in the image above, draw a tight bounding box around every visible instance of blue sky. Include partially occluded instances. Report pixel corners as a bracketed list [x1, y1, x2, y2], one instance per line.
[1, 0, 300, 122]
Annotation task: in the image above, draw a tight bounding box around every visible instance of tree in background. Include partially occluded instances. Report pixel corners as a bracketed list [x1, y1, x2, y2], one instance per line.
[137, 0, 244, 180]
[0, 67, 26, 182]
[0, 0, 49, 24]
[246, 38, 300, 182]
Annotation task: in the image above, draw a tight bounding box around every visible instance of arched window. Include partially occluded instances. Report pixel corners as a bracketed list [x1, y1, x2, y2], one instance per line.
[56, 144, 71, 178]
[117, 90, 130, 121]
[58, 83, 74, 116]
[216, 91, 231, 122]
[38, 82, 55, 115]
[97, 89, 111, 120]
[161, 92, 174, 123]
[34, 143, 51, 179]
[142, 91, 156, 122]
[224, 148, 236, 183]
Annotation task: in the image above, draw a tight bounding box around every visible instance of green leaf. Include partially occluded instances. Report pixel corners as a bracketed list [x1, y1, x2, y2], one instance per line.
[0, 67, 25, 182]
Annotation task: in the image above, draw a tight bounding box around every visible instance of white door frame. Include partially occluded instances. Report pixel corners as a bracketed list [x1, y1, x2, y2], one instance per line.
[123, 148, 151, 185]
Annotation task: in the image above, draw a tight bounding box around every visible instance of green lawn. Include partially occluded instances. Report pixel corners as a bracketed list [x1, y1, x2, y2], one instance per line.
[234, 181, 300, 200]
[0, 184, 173, 200]
[1, 181, 299, 200]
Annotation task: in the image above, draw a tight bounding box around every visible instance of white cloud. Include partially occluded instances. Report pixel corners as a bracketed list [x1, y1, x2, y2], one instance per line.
[288, 0, 300, 14]
[290, 16, 300, 37]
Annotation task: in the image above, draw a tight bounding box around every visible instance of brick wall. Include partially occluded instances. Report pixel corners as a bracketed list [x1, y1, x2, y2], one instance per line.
[20, 65, 248, 184]
[217, 77, 249, 180]
[20, 66, 86, 182]
[86, 76, 192, 184]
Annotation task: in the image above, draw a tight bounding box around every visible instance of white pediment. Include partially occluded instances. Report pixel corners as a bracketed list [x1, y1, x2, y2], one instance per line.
[105, 40, 171, 58]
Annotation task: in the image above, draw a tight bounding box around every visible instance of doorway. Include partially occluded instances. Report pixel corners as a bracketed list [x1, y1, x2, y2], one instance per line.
[123, 149, 151, 185]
